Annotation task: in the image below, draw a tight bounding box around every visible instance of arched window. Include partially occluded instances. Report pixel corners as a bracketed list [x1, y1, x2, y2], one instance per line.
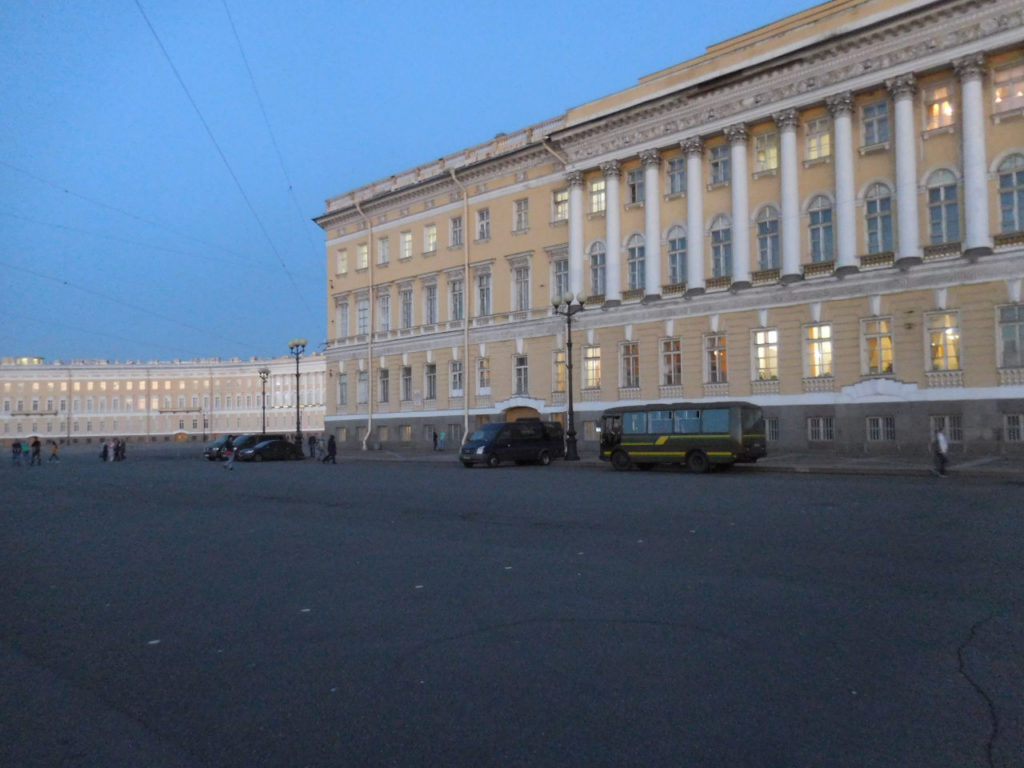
[808, 195, 834, 262]
[865, 183, 894, 254]
[588, 241, 606, 296]
[999, 153, 1024, 234]
[710, 215, 732, 278]
[756, 206, 780, 270]
[667, 225, 687, 284]
[927, 169, 959, 244]
[626, 234, 645, 291]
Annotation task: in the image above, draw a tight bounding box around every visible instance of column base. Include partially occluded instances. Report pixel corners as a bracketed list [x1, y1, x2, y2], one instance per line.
[641, 293, 661, 305]
[602, 299, 621, 309]
[684, 286, 706, 299]
[895, 255, 923, 271]
[964, 246, 993, 262]
[835, 265, 859, 279]
[729, 280, 752, 293]
[780, 273, 804, 286]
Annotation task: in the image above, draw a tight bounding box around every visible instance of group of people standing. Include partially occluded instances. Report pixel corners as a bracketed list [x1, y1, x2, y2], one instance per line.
[100, 439, 127, 462]
[307, 434, 337, 464]
[10, 438, 59, 466]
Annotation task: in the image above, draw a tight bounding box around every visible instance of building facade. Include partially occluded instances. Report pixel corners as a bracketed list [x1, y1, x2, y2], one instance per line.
[1, 355, 326, 445]
[317, 0, 1024, 456]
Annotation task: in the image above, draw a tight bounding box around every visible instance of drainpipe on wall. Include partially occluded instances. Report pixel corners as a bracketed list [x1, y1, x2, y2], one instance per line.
[354, 199, 374, 450]
[449, 168, 471, 444]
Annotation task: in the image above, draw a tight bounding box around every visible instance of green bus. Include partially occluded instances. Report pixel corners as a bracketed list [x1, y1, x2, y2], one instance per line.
[599, 401, 767, 473]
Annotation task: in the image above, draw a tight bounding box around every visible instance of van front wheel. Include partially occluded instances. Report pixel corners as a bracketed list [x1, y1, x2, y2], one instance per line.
[610, 450, 632, 471]
[487, 455, 500, 468]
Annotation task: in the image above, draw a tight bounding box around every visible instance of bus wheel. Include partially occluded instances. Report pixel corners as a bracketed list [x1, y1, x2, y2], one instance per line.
[686, 450, 709, 474]
[538, 450, 551, 466]
[487, 455, 500, 468]
[610, 450, 632, 471]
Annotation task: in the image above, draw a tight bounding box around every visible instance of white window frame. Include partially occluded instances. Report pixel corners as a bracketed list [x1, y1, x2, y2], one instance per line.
[589, 179, 606, 214]
[626, 169, 645, 205]
[752, 328, 778, 381]
[925, 311, 961, 372]
[754, 132, 779, 173]
[862, 100, 890, 147]
[552, 189, 569, 222]
[377, 236, 390, 265]
[513, 198, 529, 232]
[804, 323, 833, 378]
[924, 83, 955, 131]
[476, 208, 490, 241]
[666, 157, 686, 196]
[704, 333, 727, 384]
[861, 317, 894, 376]
[709, 145, 730, 185]
[620, 342, 640, 389]
[805, 117, 831, 161]
[660, 338, 682, 387]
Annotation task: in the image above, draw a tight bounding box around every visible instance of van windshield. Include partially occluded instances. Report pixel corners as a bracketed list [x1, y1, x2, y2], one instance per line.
[469, 423, 504, 441]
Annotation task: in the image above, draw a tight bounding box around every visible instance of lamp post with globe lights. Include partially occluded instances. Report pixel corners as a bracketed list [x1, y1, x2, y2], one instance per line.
[287, 339, 307, 454]
[551, 292, 586, 461]
[257, 367, 270, 435]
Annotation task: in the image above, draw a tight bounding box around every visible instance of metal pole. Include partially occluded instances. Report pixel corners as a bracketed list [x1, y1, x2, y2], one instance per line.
[288, 339, 307, 455]
[258, 367, 270, 435]
[565, 305, 579, 461]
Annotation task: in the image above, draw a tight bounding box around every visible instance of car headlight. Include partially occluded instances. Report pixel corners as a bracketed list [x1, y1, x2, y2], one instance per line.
[476, 446, 485, 455]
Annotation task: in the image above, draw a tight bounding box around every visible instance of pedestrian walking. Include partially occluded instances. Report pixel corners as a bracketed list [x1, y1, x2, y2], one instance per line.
[323, 434, 337, 464]
[100, 442, 109, 462]
[48, 440, 60, 462]
[11, 440, 22, 466]
[224, 444, 236, 470]
[933, 426, 949, 477]
[316, 436, 326, 461]
[308, 434, 317, 459]
[432, 431, 438, 451]
[29, 437, 42, 466]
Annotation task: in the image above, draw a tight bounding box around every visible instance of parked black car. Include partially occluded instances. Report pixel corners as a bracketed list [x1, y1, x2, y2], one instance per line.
[203, 434, 235, 461]
[460, 419, 565, 468]
[237, 439, 304, 462]
[229, 433, 288, 456]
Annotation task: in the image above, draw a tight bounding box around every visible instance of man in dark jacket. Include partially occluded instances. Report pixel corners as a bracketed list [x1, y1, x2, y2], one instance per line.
[323, 434, 337, 464]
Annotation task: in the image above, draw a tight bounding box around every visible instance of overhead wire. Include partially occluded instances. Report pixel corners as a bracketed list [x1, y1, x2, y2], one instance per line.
[132, 0, 318, 324]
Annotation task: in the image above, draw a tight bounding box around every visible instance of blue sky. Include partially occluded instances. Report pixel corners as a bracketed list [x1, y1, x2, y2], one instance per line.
[1, 0, 815, 363]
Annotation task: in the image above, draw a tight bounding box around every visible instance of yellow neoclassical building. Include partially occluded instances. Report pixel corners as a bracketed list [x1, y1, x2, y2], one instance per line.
[317, 0, 1024, 456]
[0, 355, 326, 445]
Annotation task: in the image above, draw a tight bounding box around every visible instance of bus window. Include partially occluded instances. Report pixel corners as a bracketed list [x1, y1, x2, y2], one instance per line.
[602, 414, 621, 436]
[623, 411, 647, 434]
[648, 410, 672, 433]
[674, 409, 700, 434]
[701, 408, 729, 434]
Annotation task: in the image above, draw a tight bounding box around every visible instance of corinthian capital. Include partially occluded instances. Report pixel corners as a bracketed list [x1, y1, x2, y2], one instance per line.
[724, 124, 748, 144]
[953, 54, 985, 82]
[826, 91, 855, 117]
[886, 74, 917, 100]
[773, 109, 798, 130]
[566, 170, 584, 188]
[681, 136, 703, 156]
[600, 160, 621, 178]
[639, 149, 661, 167]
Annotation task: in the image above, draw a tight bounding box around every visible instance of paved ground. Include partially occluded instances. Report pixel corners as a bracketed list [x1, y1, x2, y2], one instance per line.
[2, 447, 1022, 767]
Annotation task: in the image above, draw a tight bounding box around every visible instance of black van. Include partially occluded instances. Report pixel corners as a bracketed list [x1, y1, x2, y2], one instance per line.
[460, 419, 565, 468]
[228, 433, 289, 456]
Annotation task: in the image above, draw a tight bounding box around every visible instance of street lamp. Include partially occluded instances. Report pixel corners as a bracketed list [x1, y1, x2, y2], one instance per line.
[288, 338, 307, 455]
[257, 367, 270, 435]
[551, 292, 586, 461]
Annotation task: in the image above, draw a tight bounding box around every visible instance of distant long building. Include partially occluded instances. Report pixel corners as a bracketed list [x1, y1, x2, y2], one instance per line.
[315, 0, 1024, 456]
[0, 355, 325, 444]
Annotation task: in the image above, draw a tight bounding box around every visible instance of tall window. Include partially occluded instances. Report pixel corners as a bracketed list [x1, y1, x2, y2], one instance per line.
[553, 350, 566, 393]
[754, 132, 778, 173]
[927, 170, 960, 244]
[514, 356, 528, 395]
[805, 323, 833, 378]
[927, 312, 961, 371]
[356, 243, 368, 270]
[357, 297, 369, 335]
[450, 216, 463, 247]
[710, 215, 732, 277]
[925, 84, 954, 130]
[862, 318, 894, 375]
[756, 206, 780, 270]
[865, 183, 894, 253]
[336, 301, 349, 337]
[626, 234, 645, 291]
[862, 101, 890, 146]
[806, 117, 831, 161]
[338, 373, 348, 406]
[753, 329, 778, 381]
[357, 371, 368, 404]
[589, 179, 606, 214]
[994, 64, 1024, 114]
[808, 195, 835, 262]
[661, 338, 682, 386]
[401, 366, 412, 401]
[514, 265, 530, 312]
[400, 288, 413, 329]
[399, 231, 413, 260]
[336, 249, 348, 275]
[424, 364, 437, 401]
[667, 157, 686, 195]
[477, 358, 491, 392]
[377, 293, 390, 332]
[704, 334, 727, 384]
[424, 284, 438, 325]
[449, 278, 464, 321]
[476, 208, 490, 240]
[998, 153, 1024, 233]
[710, 145, 730, 185]
[999, 304, 1024, 369]
[583, 346, 601, 389]
[552, 189, 569, 222]
[477, 272, 491, 317]
[378, 369, 389, 403]
[514, 198, 529, 232]
[423, 224, 437, 253]
[377, 236, 390, 265]
[553, 258, 569, 300]
[450, 361, 463, 396]
[667, 226, 686, 284]
[620, 342, 640, 389]
[627, 169, 645, 204]
[589, 241, 606, 295]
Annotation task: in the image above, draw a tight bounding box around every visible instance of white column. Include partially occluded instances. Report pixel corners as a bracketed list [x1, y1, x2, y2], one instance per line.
[774, 109, 802, 284]
[640, 149, 662, 301]
[567, 171, 586, 296]
[725, 124, 751, 288]
[602, 160, 622, 305]
[887, 74, 922, 268]
[682, 137, 705, 296]
[955, 54, 993, 258]
[827, 92, 858, 276]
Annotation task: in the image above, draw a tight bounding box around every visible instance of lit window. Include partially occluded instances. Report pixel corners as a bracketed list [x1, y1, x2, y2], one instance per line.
[336, 249, 348, 275]
[753, 329, 778, 381]
[356, 243, 368, 270]
[589, 179, 606, 214]
[424, 224, 437, 253]
[806, 117, 831, 161]
[553, 350, 566, 393]
[862, 318, 894, 375]
[704, 334, 727, 384]
[552, 189, 569, 222]
[583, 346, 601, 389]
[925, 84, 955, 130]
[994, 64, 1024, 113]
[754, 132, 779, 173]
[927, 312, 961, 372]
[805, 323, 833, 378]
[399, 231, 413, 260]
